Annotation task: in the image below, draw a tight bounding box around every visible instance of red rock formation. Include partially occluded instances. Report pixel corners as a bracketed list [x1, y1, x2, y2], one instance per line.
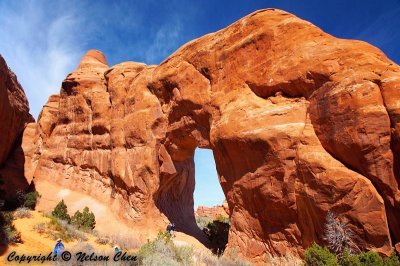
[195, 202, 229, 219]
[0, 54, 34, 205]
[23, 9, 400, 262]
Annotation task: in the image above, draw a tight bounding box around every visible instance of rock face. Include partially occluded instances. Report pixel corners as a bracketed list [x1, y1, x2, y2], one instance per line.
[195, 201, 229, 219]
[0, 54, 34, 204]
[24, 9, 400, 262]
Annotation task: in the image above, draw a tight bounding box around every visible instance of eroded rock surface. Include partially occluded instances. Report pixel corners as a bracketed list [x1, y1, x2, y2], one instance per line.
[0, 54, 34, 204]
[195, 201, 229, 219]
[24, 9, 400, 262]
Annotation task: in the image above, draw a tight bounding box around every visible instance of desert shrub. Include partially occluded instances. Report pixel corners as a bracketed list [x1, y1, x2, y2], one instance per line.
[215, 214, 230, 224]
[14, 207, 32, 218]
[0, 211, 21, 244]
[175, 245, 194, 264]
[47, 216, 87, 242]
[304, 243, 339, 266]
[34, 222, 46, 234]
[23, 191, 40, 209]
[136, 231, 194, 265]
[358, 251, 383, 266]
[52, 200, 70, 222]
[109, 233, 142, 250]
[265, 252, 302, 266]
[223, 248, 253, 266]
[324, 211, 358, 256]
[203, 218, 230, 255]
[194, 249, 254, 266]
[196, 215, 213, 230]
[194, 250, 220, 265]
[95, 235, 110, 245]
[383, 252, 400, 266]
[339, 249, 362, 266]
[71, 206, 96, 231]
[142, 254, 180, 266]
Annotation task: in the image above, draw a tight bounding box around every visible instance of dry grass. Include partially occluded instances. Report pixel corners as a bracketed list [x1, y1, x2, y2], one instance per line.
[108, 233, 142, 250]
[14, 207, 32, 219]
[264, 253, 302, 266]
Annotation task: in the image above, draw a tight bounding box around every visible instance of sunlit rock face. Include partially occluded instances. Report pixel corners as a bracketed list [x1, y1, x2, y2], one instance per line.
[22, 9, 400, 262]
[0, 54, 34, 204]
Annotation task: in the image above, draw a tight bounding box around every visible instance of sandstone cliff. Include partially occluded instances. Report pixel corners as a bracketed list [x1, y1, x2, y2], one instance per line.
[22, 9, 400, 262]
[195, 201, 229, 219]
[0, 54, 34, 205]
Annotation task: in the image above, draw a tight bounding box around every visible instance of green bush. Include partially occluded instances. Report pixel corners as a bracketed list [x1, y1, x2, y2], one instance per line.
[0, 211, 22, 244]
[383, 252, 400, 266]
[339, 249, 361, 266]
[51, 200, 70, 222]
[23, 191, 40, 209]
[304, 243, 339, 266]
[203, 218, 230, 255]
[47, 216, 87, 242]
[71, 206, 95, 231]
[358, 251, 383, 266]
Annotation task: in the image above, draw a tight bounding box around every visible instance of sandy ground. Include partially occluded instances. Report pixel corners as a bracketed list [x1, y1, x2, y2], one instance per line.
[0, 211, 113, 265]
[0, 181, 209, 265]
[35, 180, 208, 250]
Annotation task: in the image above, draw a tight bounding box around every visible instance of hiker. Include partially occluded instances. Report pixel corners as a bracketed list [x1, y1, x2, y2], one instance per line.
[53, 239, 64, 259]
[170, 223, 175, 238]
[166, 222, 172, 235]
[114, 245, 120, 254]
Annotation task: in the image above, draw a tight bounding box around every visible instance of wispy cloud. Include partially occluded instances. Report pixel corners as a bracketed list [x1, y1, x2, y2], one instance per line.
[144, 19, 183, 64]
[353, 6, 400, 63]
[0, 1, 187, 119]
[0, 1, 87, 119]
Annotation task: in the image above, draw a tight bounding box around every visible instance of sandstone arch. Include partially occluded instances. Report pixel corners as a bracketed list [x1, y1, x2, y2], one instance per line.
[17, 9, 400, 262]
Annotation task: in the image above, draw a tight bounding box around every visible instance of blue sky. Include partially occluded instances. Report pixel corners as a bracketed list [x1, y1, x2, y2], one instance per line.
[1, 0, 399, 208]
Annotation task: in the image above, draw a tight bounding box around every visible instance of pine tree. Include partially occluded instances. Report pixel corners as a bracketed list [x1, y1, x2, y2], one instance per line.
[52, 200, 70, 222]
[71, 206, 95, 230]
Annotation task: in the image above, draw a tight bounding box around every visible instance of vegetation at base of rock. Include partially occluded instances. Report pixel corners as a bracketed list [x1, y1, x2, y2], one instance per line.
[33, 222, 46, 234]
[14, 207, 32, 218]
[304, 243, 400, 266]
[46, 215, 88, 242]
[71, 206, 96, 231]
[23, 191, 40, 209]
[195, 215, 213, 230]
[52, 199, 70, 222]
[202, 216, 230, 255]
[324, 211, 359, 256]
[0, 211, 22, 244]
[304, 243, 339, 266]
[136, 231, 193, 265]
[95, 235, 110, 245]
[383, 253, 400, 266]
[136, 231, 253, 266]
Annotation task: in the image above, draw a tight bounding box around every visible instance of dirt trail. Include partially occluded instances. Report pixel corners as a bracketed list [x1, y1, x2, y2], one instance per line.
[0, 209, 209, 265]
[35, 180, 210, 251]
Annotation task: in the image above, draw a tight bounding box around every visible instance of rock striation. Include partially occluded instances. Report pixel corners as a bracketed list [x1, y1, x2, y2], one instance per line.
[21, 9, 400, 262]
[0, 54, 34, 205]
[195, 201, 229, 219]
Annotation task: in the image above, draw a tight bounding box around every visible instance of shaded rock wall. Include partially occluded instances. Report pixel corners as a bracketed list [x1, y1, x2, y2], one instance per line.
[23, 9, 400, 262]
[0, 54, 34, 205]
